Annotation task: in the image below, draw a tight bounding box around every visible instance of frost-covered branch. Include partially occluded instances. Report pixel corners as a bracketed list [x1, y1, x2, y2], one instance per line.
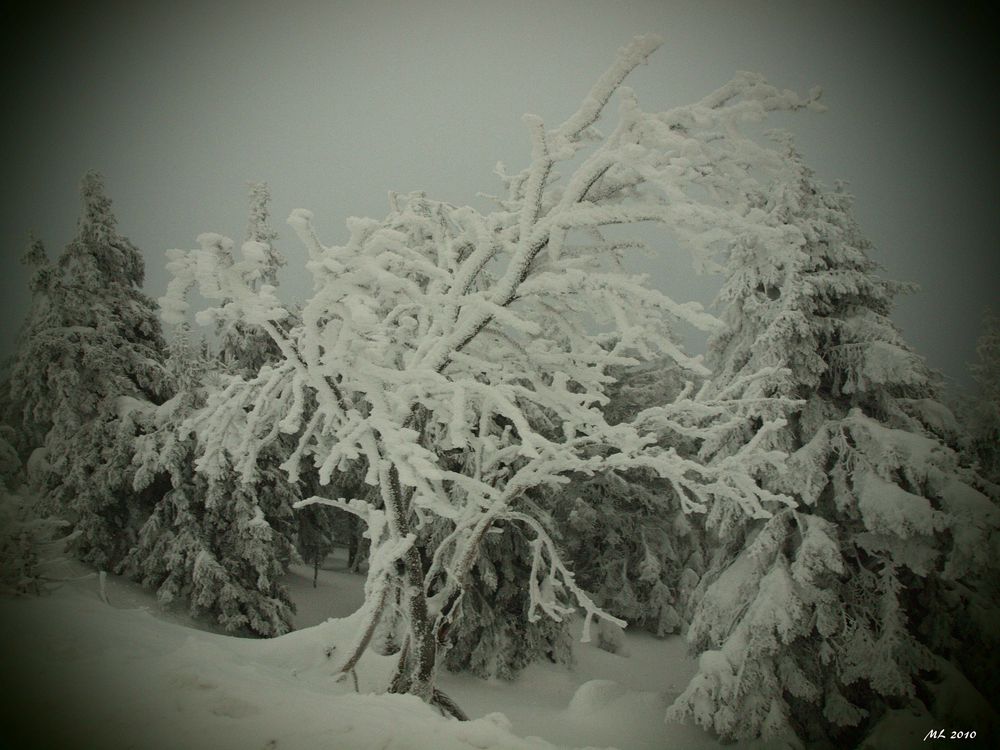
[504, 509, 625, 642]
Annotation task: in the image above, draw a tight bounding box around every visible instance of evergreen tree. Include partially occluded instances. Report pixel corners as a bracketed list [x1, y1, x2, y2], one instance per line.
[667, 147, 1000, 747]
[293, 390, 353, 580]
[0, 422, 68, 596]
[7, 173, 169, 569]
[0, 426, 19, 492]
[448, 356, 708, 674]
[3, 236, 55, 454]
[121, 184, 304, 638]
[220, 183, 330, 574]
[966, 308, 1000, 485]
[297, 503, 338, 587]
[121, 323, 296, 636]
[218, 181, 286, 377]
[552, 358, 706, 637]
[217, 183, 301, 577]
[443, 515, 573, 678]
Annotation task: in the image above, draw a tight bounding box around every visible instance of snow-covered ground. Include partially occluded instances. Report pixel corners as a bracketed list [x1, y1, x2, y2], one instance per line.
[0, 548, 730, 750]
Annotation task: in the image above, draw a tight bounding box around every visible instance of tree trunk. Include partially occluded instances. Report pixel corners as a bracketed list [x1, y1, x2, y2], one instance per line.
[381, 464, 438, 700]
[347, 515, 360, 571]
[370, 458, 465, 719]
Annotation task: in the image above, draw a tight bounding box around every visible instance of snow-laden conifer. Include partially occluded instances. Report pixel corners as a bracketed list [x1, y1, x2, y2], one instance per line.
[122, 188, 302, 636]
[434, 450, 574, 678]
[122, 323, 297, 636]
[965, 308, 1000, 485]
[7, 174, 168, 569]
[435, 489, 574, 678]
[162, 37, 820, 716]
[552, 358, 706, 636]
[4, 236, 56, 452]
[0, 422, 68, 597]
[667, 146, 1000, 747]
[217, 182, 287, 376]
[0, 427, 19, 493]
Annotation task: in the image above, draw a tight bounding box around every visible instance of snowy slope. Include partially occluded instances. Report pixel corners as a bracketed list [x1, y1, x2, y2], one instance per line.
[0, 552, 730, 750]
[288, 553, 724, 750]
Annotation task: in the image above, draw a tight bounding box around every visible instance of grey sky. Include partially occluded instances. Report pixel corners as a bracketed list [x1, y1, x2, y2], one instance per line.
[1, 1, 996, 391]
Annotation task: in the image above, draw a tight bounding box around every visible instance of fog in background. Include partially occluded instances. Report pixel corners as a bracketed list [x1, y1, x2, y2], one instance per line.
[1, 0, 996, 391]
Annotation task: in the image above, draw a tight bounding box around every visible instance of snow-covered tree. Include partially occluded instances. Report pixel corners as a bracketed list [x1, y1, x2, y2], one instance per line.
[7, 173, 169, 569]
[0, 426, 35, 594]
[965, 308, 1000, 485]
[297, 502, 338, 587]
[442, 512, 574, 678]
[217, 182, 287, 376]
[0, 425, 68, 596]
[295, 396, 364, 583]
[163, 36, 820, 716]
[0, 425, 19, 493]
[4, 236, 57, 453]
[551, 358, 706, 637]
[121, 203, 300, 639]
[667, 146, 1000, 747]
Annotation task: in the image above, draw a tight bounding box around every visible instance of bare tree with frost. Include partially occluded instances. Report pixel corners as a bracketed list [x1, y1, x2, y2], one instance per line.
[162, 36, 820, 716]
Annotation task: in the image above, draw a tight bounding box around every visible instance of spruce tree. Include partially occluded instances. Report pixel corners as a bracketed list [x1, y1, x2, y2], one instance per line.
[0, 426, 19, 492]
[966, 308, 1000, 485]
[218, 181, 287, 377]
[7, 173, 169, 569]
[5, 236, 56, 453]
[297, 503, 337, 587]
[449, 357, 707, 675]
[443, 515, 573, 678]
[122, 184, 302, 637]
[667, 147, 1000, 747]
[551, 358, 706, 638]
[123, 323, 297, 636]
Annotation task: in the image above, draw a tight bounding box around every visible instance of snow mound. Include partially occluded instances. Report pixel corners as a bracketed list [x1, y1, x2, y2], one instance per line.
[0, 581, 575, 750]
[595, 620, 631, 657]
[568, 679, 629, 715]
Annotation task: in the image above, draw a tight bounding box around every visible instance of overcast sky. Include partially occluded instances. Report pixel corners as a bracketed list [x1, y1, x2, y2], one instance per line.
[1, 0, 996, 391]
